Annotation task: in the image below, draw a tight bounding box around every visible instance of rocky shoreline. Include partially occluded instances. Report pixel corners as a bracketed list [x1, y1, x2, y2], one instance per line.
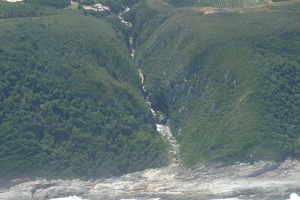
[1, 160, 300, 200]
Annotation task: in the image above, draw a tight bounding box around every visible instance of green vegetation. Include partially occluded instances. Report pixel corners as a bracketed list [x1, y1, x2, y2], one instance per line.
[70, 2, 79, 10]
[23, 0, 70, 9]
[168, 0, 269, 8]
[136, 1, 300, 165]
[0, 0, 299, 179]
[0, 1, 51, 19]
[146, 0, 173, 12]
[0, 12, 168, 179]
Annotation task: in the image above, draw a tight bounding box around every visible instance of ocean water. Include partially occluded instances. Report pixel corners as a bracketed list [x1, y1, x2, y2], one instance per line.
[50, 197, 162, 200]
[50, 196, 89, 200]
[49, 193, 300, 200]
[289, 193, 300, 200]
[49, 197, 162, 200]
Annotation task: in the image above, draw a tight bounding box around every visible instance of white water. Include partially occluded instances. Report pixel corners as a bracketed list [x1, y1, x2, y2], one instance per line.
[288, 193, 300, 200]
[212, 199, 240, 200]
[1, 4, 297, 200]
[121, 6, 181, 167]
[49, 193, 300, 200]
[120, 199, 162, 200]
[50, 197, 241, 200]
[50, 196, 88, 200]
[118, 7, 133, 27]
[50, 197, 162, 200]
[156, 124, 181, 165]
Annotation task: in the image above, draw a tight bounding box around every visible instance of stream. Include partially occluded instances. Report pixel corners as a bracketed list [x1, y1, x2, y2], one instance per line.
[119, 6, 181, 166]
[1, 6, 300, 200]
[138, 67, 181, 166]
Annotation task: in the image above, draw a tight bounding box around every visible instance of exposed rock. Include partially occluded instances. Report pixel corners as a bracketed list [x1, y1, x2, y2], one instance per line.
[1, 160, 300, 200]
[155, 111, 167, 124]
[156, 124, 181, 165]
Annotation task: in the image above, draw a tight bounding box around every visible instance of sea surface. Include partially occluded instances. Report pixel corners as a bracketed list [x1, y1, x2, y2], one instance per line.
[50, 193, 300, 200]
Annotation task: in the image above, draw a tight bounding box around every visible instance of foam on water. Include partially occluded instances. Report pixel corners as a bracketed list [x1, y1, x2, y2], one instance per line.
[49, 196, 88, 200]
[47, 193, 300, 200]
[205, 194, 300, 200]
[287, 193, 300, 200]
[49, 197, 162, 200]
[120, 198, 161, 200]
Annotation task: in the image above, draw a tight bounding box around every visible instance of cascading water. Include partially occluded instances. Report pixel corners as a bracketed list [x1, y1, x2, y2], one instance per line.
[119, 6, 181, 166]
[1, 5, 300, 200]
[118, 7, 133, 27]
[138, 69, 181, 166]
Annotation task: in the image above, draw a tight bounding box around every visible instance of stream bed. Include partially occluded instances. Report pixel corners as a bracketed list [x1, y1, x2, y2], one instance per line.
[1, 5, 300, 200]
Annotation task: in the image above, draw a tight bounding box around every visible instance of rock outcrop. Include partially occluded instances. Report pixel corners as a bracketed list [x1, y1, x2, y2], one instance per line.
[1, 160, 300, 200]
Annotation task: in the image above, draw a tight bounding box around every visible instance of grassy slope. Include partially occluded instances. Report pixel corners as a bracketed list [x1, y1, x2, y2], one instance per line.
[0, 12, 168, 178]
[146, 0, 173, 12]
[136, 1, 300, 165]
[167, 0, 270, 8]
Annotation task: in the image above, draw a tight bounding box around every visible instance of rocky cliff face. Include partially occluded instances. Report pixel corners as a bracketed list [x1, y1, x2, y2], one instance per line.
[1, 160, 300, 200]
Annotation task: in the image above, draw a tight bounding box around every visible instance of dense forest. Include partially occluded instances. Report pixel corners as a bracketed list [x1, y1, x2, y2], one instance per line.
[23, 0, 70, 8]
[0, 4, 168, 178]
[135, 0, 300, 165]
[0, 0, 299, 179]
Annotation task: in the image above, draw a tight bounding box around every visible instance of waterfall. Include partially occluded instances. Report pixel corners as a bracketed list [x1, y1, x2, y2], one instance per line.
[138, 69, 181, 165]
[119, 6, 181, 166]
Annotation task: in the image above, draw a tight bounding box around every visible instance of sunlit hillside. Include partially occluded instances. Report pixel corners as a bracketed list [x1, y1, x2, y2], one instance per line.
[168, 0, 271, 8]
[136, 0, 300, 165]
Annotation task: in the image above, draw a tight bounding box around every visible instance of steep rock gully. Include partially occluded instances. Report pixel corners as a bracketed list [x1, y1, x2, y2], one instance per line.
[0, 6, 300, 200]
[120, 6, 181, 166]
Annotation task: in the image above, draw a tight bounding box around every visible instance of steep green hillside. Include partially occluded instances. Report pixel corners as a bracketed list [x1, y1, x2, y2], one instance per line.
[0, 0, 299, 179]
[0, 1, 56, 19]
[0, 13, 168, 179]
[168, 0, 270, 8]
[136, 1, 300, 165]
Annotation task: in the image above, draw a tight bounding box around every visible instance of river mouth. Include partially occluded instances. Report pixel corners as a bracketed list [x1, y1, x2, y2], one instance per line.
[1, 5, 300, 200]
[1, 160, 300, 200]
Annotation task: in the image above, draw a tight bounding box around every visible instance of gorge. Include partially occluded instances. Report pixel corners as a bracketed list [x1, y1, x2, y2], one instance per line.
[0, 0, 299, 199]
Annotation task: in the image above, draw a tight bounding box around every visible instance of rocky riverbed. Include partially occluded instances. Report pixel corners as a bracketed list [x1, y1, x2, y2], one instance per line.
[1, 159, 300, 200]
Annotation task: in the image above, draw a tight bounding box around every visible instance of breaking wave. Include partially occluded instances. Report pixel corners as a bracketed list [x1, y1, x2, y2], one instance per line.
[288, 193, 300, 200]
[50, 196, 88, 200]
[49, 193, 300, 200]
